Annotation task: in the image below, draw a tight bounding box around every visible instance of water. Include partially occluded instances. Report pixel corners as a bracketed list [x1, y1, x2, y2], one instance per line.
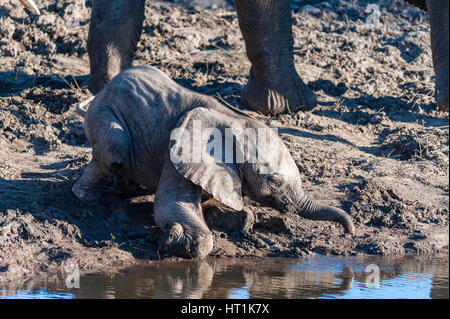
[0, 255, 448, 299]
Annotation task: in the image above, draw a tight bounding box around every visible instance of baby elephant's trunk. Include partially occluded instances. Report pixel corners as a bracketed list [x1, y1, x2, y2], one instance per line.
[297, 196, 355, 234]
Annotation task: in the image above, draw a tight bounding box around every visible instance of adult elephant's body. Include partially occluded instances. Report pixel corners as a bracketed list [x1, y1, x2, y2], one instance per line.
[86, 0, 448, 113]
[87, 0, 318, 115]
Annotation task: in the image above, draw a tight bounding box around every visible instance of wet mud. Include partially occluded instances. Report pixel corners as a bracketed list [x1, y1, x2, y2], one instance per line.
[0, 0, 448, 284]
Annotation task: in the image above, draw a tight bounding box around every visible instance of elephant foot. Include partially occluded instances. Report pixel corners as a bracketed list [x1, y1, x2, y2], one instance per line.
[159, 223, 213, 259]
[241, 70, 317, 115]
[203, 202, 254, 234]
[438, 100, 449, 112]
[434, 64, 448, 113]
[72, 162, 104, 201]
[436, 89, 449, 112]
[72, 180, 100, 202]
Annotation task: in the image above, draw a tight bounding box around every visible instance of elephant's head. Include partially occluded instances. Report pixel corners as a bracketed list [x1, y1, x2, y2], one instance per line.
[169, 106, 355, 234]
[87, 0, 146, 94]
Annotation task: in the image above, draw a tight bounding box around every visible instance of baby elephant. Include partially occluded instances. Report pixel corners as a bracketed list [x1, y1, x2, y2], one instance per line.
[73, 66, 354, 258]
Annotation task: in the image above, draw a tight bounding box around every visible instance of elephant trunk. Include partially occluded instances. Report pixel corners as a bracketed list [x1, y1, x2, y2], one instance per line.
[295, 196, 355, 234]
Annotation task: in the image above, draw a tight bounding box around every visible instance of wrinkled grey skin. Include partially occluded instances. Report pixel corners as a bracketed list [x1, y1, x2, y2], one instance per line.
[87, 0, 146, 94]
[87, 0, 317, 115]
[426, 0, 449, 112]
[87, 0, 448, 114]
[73, 66, 355, 259]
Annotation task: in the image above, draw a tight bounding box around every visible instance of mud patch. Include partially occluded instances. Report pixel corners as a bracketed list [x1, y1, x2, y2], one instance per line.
[378, 126, 448, 161]
[0, 0, 448, 284]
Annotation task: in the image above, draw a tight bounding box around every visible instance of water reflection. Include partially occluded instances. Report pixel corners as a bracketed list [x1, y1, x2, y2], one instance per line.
[0, 255, 448, 299]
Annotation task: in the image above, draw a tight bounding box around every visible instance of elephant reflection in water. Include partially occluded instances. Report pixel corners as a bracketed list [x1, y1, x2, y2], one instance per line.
[67, 258, 355, 299]
[95, 257, 447, 299]
[3, 257, 447, 298]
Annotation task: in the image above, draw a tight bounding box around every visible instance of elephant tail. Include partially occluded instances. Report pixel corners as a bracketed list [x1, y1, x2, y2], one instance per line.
[297, 196, 355, 234]
[76, 96, 95, 117]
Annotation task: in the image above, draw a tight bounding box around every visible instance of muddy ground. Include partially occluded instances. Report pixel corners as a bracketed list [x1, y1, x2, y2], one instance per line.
[0, 0, 448, 285]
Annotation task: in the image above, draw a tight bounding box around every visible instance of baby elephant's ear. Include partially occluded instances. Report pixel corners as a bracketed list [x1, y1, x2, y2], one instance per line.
[169, 107, 245, 211]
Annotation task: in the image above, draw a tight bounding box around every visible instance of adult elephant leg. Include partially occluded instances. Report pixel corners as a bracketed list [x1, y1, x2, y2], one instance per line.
[87, 0, 146, 94]
[234, 0, 317, 115]
[154, 161, 213, 259]
[426, 0, 449, 112]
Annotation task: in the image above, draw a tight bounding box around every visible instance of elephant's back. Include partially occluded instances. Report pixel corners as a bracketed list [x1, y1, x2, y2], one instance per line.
[98, 66, 194, 136]
[104, 66, 189, 112]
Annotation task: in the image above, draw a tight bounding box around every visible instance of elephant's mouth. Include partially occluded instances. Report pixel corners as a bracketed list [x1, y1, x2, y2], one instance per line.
[18, 0, 40, 15]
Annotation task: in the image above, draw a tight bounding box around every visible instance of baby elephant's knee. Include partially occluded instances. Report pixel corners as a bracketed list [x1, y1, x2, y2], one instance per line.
[160, 223, 213, 259]
[188, 230, 214, 259]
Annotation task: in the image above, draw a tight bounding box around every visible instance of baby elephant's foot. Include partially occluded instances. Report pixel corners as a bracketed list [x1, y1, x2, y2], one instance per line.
[159, 223, 213, 259]
[72, 180, 100, 202]
[203, 204, 254, 234]
[242, 70, 317, 115]
[436, 81, 449, 112]
[437, 99, 449, 113]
